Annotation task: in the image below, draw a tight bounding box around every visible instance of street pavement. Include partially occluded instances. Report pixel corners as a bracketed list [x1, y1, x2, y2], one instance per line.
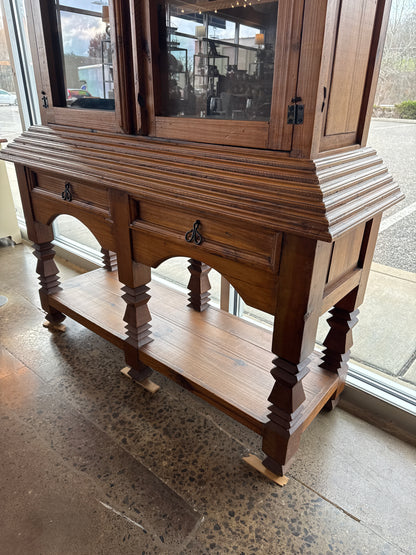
[368, 119, 416, 273]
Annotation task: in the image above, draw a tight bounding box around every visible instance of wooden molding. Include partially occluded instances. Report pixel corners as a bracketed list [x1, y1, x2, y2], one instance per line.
[2, 126, 403, 242]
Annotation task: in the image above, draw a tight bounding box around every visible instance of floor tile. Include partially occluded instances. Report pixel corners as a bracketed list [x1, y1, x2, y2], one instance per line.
[1, 241, 415, 554]
[1, 374, 202, 551]
[0, 410, 165, 555]
[0, 345, 25, 377]
[288, 409, 416, 553]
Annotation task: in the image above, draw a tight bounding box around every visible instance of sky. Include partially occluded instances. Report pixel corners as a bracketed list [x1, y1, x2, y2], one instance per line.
[60, 10, 106, 57]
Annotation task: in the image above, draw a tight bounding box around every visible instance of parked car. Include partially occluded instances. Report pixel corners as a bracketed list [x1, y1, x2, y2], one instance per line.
[66, 89, 93, 105]
[0, 89, 17, 105]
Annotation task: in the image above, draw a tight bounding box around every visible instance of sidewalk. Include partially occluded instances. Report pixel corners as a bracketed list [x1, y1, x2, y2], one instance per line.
[317, 262, 416, 391]
[156, 257, 416, 392]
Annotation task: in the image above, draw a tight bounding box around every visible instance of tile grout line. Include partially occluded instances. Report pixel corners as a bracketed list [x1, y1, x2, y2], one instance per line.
[291, 478, 409, 554]
[98, 500, 147, 531]
[397, 350, 416, 378]
[290, 478, 361, 522]
[4, 383, 205, 551]
[371, 268, 416, 284]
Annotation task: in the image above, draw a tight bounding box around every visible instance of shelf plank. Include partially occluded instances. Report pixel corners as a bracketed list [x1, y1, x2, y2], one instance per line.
[50, 269, 339, 434]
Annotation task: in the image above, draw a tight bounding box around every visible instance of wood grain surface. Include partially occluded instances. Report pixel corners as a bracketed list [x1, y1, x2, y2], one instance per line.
[49, 269, 339, 434]
[2, 126, 402, 242]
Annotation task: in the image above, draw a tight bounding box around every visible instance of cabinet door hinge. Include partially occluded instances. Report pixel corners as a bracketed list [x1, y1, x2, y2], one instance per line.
[287, 100, 304, 125]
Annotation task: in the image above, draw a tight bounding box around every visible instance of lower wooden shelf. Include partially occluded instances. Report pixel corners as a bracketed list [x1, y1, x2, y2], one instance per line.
[49, 268, 339, 435]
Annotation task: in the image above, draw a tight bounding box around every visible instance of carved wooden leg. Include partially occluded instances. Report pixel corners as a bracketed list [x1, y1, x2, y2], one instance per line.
[260, 236, 333, 477]
[111, 190, 157, 390]
[320, 293, 359, 409]
[33, 241, 66, 329]
[118, 261, 156, 387]
[122, 283, 152, 350]
[262, 357, 309, 475]
[187, 259, 211, 311]
[101, 248, 118, 272]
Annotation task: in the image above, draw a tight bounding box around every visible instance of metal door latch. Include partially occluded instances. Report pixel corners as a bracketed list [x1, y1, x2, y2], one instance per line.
[287, 97, 304, 125]
[41, 90, 48, 109]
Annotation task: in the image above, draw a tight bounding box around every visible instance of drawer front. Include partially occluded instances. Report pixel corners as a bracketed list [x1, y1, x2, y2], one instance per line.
[30, 171, 115, 251]
[131, 200, 281, 271]
[34, 173, 109, 212]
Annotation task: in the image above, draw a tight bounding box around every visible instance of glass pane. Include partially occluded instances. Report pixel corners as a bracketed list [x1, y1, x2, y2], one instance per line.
[160, 1, 278, 121]
[55, 0, 114, 110]
[0, 5, 23, 220]
[58, 1, 109, 10]
[54, 215, 101, 251]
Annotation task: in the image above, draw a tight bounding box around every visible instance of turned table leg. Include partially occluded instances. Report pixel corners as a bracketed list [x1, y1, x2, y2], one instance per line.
[12, 167, 65, 330]
[33, 238, 66, 329]
[187, 259, 211, 311]
[261, 235, 333, 476]
[120, 263, 153, 383]
[111, 189, 155, 385]
[320, 289, 359, 409]
[262, 357, 309, 475]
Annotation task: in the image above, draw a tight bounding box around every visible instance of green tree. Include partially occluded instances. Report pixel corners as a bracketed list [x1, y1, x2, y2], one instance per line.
[88, 32, 107, 60]
[375, 0, 416, 105]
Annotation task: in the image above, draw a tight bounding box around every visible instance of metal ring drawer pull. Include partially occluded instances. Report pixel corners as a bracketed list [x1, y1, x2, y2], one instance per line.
[185, 220, 203, 245]
[62, 182, 72, 202]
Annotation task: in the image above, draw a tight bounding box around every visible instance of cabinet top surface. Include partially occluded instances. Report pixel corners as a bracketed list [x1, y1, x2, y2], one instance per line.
[2, 125, 403, 241]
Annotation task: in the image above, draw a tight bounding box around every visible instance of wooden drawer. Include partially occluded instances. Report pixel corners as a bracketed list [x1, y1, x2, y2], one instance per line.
[29, 171, 115, 251]
[131, 200, 281, 271]
[33, 173, 109, 212]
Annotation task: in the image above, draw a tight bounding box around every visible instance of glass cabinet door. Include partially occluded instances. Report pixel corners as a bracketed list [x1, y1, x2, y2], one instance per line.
[53, 0, 115, 111]
[145, 0, 302, 150]
[160, 1, 277, 122]
[30, 0, 132, 131]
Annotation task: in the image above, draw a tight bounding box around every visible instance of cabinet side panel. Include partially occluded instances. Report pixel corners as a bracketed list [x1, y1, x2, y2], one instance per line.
[324, 0, 378, 137]
[326, 223, 366, 286]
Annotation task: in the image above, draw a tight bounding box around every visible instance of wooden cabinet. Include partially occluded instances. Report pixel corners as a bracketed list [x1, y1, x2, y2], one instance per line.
[2, 0, 403, 477]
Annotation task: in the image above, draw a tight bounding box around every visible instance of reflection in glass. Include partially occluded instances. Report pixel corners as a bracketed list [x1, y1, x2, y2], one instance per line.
[55, 0, 114, 110]
[160, 1, 278, 121]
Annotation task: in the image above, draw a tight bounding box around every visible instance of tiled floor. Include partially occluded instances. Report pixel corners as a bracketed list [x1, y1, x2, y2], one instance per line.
[1, 239, 415, 554]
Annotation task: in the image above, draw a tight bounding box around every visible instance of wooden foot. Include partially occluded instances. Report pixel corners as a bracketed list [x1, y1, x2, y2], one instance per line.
[243, 454, 289, 486]
[42, 319, 66, 332]
[324, 395, 341, 411]
[121, 366, 160, 394]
